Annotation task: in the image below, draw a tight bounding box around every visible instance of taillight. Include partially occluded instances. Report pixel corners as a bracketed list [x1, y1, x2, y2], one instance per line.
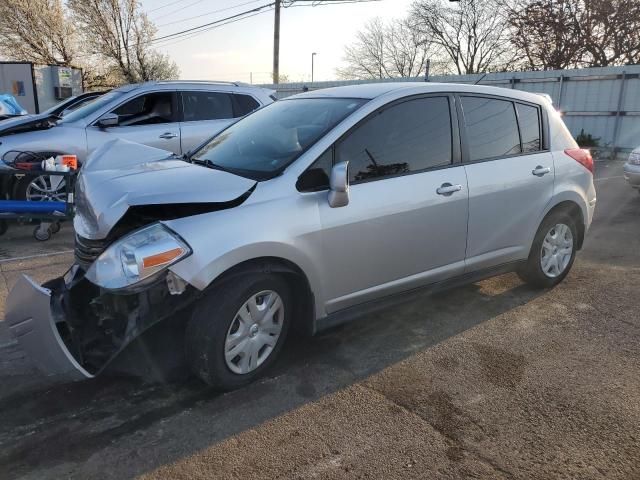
[565, 148, 594, 174]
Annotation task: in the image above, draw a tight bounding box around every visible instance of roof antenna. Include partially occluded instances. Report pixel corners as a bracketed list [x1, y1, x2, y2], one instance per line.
[474, 73, 488, 85]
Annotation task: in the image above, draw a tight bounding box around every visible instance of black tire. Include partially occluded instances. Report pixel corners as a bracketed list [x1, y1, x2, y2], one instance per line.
[517, 211, 578, 289]
[185, 273, 292, 390]
[50, 222, 61, 234]
[0, 220, 7, 236]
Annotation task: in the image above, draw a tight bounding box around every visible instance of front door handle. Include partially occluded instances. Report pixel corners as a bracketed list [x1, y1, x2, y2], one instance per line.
[159, 132, 178, 139]
[436, 183, 463, 196]
[532, 166, 551, 177]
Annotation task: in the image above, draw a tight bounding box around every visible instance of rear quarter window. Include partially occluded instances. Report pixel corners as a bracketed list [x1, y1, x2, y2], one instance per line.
[233, 94, 260, 117]
[516, 103, 542, 153]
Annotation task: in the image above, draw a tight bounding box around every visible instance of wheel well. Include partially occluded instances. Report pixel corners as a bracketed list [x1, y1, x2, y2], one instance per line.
[206, 257, 315, 336]
[545, 201, 585, 250]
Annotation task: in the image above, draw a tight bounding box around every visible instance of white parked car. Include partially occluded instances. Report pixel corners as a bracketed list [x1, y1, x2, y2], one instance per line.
[0, 81, 275, 200]
[623, 147, 640, 192]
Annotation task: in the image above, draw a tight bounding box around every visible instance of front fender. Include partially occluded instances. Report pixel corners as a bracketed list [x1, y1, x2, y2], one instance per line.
[165, 193, 326, 318]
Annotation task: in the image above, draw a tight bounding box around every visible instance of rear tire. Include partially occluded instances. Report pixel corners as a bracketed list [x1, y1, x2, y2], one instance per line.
[185, 273, 292, 390]
[517, 211, 578, 289]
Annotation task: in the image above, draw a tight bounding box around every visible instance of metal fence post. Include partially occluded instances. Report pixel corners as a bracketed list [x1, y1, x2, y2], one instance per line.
[611, 71, 627, 160]
[557, 74, 565, 110]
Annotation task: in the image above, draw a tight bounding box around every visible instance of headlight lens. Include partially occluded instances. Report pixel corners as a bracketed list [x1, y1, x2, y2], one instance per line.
[629, 152, 640, 165]
[85, 223, 191, 290]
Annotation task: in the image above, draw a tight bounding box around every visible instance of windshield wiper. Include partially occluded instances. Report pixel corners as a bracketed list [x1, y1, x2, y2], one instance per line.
[192, 158, 236, 174]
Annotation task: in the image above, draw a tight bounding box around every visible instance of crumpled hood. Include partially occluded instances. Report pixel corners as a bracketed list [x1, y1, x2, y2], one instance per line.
[74, 139, 256, 239]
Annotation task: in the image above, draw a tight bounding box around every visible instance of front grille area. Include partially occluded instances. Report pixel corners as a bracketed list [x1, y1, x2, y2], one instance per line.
[75, 235, 109, 269]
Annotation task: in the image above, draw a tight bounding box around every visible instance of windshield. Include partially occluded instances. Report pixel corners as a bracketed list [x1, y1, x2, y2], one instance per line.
[60, 90, 124, 123]
[192, 98, 366, 180]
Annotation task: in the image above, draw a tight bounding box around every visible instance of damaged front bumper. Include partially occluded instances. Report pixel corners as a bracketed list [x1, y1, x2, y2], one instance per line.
[6, 266, 196, 382]
[6, 274, 93, 380]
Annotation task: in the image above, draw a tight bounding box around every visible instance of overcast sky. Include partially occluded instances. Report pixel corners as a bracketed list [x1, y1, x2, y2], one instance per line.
[140, 0, 414, 84]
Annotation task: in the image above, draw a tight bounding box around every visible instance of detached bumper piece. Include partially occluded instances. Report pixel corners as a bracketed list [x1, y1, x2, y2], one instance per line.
[6, 268, 197, 382]
[6, 275, 93, 381]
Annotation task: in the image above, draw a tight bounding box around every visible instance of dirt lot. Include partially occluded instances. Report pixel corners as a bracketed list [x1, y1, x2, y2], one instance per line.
[0, 160, 638, 479]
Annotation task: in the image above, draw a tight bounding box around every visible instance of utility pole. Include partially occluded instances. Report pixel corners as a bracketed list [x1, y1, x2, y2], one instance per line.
[311, 52, 317, 83]
[273, 0, 281, 84]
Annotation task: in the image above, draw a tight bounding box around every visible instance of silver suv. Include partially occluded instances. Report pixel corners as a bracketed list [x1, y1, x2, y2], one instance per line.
[0, 81, 275, 200]
[7, 83, 596, 390]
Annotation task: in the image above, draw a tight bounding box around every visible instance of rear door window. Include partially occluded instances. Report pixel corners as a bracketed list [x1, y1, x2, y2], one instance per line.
[461, 96, 521, 161]
[516, 103, 542, 153]
[336, 96, 453, 183]
[181, 91, 234, 121]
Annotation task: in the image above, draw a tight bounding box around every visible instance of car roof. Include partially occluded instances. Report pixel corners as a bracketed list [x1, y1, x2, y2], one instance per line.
[290, 82, 549, 106]
[112, 80, 273, 95]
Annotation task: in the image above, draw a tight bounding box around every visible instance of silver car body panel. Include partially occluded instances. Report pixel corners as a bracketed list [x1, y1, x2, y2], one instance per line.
[7, 82, 597, 379]
[75, 139, 256, 239]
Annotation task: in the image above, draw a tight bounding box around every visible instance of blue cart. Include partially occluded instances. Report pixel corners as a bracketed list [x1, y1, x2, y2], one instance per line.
[0, 170, 76, 241]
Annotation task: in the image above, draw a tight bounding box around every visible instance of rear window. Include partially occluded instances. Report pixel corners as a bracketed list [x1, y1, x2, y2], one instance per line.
[461, 97, 521, 161]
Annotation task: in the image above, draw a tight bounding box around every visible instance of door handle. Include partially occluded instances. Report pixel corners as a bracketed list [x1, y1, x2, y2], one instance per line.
[532, 166, 551, 177]
[436, 183, 463, 196]
[159, 132, 178, 139]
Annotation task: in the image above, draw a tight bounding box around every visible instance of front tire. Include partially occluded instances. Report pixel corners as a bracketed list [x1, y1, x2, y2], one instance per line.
[518, 211, 578, 289]
[186, 273, 292, 390]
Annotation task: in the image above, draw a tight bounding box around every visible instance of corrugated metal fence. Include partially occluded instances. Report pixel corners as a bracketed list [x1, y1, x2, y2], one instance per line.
[261, 65, 640, 159]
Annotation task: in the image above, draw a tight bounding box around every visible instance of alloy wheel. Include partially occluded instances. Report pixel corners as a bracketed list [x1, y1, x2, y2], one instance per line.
[25, 175, 66, 202]
[224, 290, 284, 375]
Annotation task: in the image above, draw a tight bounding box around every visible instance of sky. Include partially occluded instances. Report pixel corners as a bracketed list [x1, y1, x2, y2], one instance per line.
[140, 0, 414, 84]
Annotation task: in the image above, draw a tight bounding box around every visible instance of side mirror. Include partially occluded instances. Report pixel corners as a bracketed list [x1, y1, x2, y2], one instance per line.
[96, 113, 119, 128]
[328, 161, 349, 208]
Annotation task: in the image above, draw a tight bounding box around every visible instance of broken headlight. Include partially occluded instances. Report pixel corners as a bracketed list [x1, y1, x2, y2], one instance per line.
[85, 223, 191, 290]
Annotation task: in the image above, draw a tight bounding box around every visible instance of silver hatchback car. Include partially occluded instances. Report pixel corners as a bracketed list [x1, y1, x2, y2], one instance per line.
[7, 83, 597, 390]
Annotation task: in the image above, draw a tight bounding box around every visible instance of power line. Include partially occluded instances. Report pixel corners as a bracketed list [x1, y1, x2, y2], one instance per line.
[151, 3, 276, 43]
[151, 0, 380, 43]
[153, 9, 274, 47]
[152, 0, 208, 21]
[148, 0, 193, 13]
[156, 0, 265, 28]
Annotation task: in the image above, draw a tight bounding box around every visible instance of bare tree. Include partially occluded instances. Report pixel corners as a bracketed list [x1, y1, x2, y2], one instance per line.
[507, 0, 583, 70]
[0, 0, 77, 65]
[337, 17, 438, 80]
[411, 0, 515, 75]
[578, 0, 640, 67]
[68, 0, 179, 84]
[506, 0, 640, 70]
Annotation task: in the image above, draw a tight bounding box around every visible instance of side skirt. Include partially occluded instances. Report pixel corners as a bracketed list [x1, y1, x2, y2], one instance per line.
[313, 261, 525, 334]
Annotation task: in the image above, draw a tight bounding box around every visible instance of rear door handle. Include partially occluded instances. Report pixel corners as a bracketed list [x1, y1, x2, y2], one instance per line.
[532, 166, 551, 177]
[159, 132, 178, 139]
[436, 183, 463, 196]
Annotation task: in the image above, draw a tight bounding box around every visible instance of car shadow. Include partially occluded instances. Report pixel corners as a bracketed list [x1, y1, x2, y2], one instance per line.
[0, 273, 545, 479]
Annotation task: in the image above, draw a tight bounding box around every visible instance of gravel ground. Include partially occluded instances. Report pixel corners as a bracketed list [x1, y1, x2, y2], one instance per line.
[0, 160, 638, 479]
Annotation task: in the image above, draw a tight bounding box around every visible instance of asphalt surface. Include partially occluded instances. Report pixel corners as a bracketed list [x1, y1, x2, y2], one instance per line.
[0, 160, 638, 479]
